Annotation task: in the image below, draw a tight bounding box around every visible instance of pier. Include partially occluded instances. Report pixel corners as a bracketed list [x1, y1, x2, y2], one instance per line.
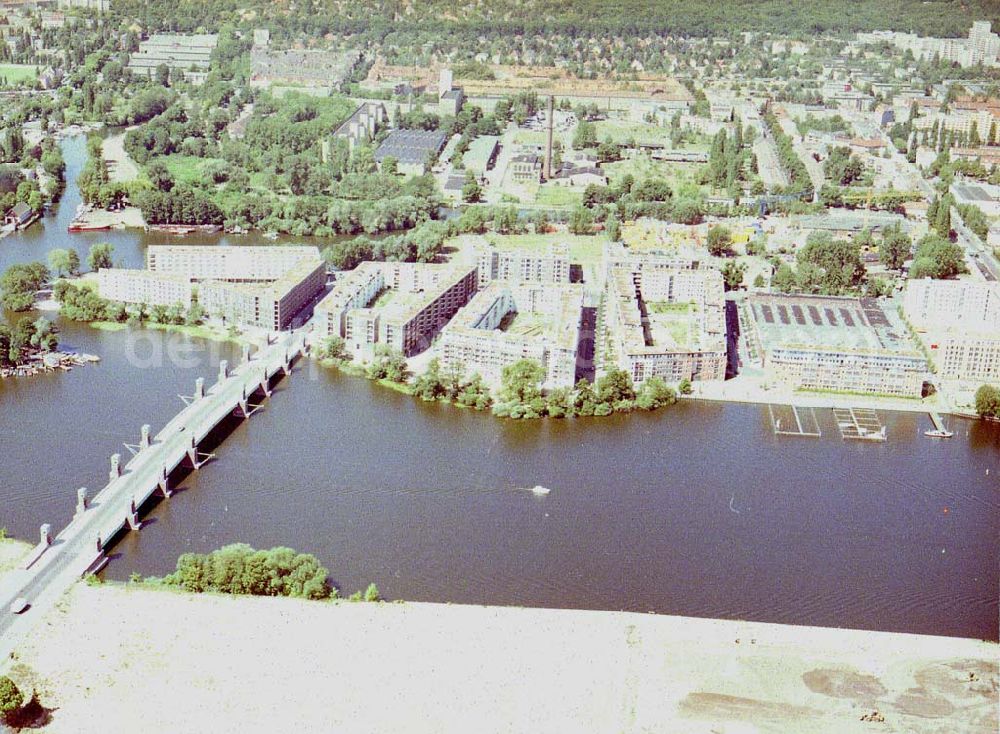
[767, 404, 822, 438]
[0, 333, 306, 656]
[832, 407, 887, 442]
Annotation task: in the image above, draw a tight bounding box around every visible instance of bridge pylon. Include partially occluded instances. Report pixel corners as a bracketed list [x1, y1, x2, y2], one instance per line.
[140, 424, 151, 450]
[40, 523, 52, 546]
[75, 487, 88, 517]
[157, 465, 172, 498]
[127, 497, 141, 530]
[218, 359, 229, 383]
[109, 453, 122, 482]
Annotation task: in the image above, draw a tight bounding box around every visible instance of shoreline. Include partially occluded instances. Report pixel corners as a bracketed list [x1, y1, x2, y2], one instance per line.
[5, 582, 995, 733]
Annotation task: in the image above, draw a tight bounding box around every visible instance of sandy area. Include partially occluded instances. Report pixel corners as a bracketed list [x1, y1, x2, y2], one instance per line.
[101, 133, 139, 184]
[0, 538, 30, 579]
[72, 205, 146, 229]
[6, 583, 996, 734]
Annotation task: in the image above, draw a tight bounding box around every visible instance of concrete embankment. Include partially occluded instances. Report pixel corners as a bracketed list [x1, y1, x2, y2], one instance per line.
[5, 582, 996, 733]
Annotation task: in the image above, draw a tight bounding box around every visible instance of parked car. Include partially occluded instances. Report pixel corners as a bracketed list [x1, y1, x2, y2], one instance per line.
[9, 597, 29, 614]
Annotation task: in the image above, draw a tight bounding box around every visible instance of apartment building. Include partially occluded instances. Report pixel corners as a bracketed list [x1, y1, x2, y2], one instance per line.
[746, 294, 928, 397]
[314, 262, 478, 358]
[903, 279, 1000, 381]
[96, 269, 193, 308]
[475, 242, 570, 288]
[101, 245, 325, 331]
[198, 258, 326, 331]
[438, 282, 584, 389]
[604, 266, 726, 385]
[903, 279, 1000, 329]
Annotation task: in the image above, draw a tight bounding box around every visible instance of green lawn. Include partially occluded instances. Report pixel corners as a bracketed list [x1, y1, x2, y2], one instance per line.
[594, 120, 672, 145]
[0, 64, 38, 86]
[158, 155, 226, 186]
[533, 185, 583, 207]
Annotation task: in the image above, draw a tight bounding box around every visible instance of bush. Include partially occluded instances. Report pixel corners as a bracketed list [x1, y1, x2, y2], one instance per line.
[0, 676, 22, 718]
[975, 384, 1000, 419]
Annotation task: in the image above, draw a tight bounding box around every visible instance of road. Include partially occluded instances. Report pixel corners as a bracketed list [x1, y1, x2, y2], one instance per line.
[0, 334, 302, 666]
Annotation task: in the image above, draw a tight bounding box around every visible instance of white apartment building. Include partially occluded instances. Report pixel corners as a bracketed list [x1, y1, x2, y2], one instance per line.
[127, 34, 219, 84]
[903, 279, 1000, 381]
[475, 243, 570, 288]
[604, 266, 726, 385]
[101, 245, 325, 331]
[438, 282, 583, 390]
[314, 262, 478, 358]
[97, 269, 193, 308]
[903, 279, 1000, 330]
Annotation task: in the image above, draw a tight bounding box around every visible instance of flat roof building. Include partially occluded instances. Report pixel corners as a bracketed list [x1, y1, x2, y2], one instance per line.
[314, 261, 478, 358]
[604, 265, 726, 385]
[475, 242, 570, 288]
[746, 293, 928, 397]
[903, 279, 1000, 382]
[127, 33, 218, 85]
[439, 282, 584, 390]
[96, 269, 193, 309]
[374, 130, 448, 175]
[100, 245, 325, 331]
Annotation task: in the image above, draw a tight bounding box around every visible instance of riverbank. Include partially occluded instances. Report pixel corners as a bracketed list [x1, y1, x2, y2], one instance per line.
[5, 582, 996, 733]
[68, 204, 145, 231]
[0, 537, 31, 581]
[690, 371, 952, 416]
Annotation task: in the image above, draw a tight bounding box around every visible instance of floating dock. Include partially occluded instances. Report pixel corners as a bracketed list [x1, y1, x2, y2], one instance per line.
[767, 404, 822, 438]
[832, 407, 886, 442]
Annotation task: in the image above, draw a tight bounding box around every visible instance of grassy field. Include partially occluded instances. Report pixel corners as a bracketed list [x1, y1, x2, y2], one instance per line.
[602, 155, 707, 196]
[0, 64, 37, 85]
[159, 155, 226, 186]
[533, 185, 583, 207]
[593, 120, 671, 145]
[486, 232, 608, 264]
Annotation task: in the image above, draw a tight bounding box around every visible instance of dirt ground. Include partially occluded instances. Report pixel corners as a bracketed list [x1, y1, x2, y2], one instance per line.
[5, 583, 997, 734]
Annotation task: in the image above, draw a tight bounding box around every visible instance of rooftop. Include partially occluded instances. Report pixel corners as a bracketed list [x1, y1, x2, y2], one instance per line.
[749, 293, 923, 357]
[375, 129, 448, 166]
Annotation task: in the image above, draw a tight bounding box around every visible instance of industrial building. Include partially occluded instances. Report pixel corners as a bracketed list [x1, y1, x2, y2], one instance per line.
[604, 265, 727, 385]
[330, 102, 387, 152]
[99, 246, 325, 331]
[314, 262, 478, 358]
[249, 47, 361, 89]
[374, 130, 448, 175]
[438, 282, 584, 389]
[746, 294, 928, 397]
[127, 34, 218, 85]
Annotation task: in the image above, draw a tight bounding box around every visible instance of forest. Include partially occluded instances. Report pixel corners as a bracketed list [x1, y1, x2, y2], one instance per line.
[106, 1, 997, 39]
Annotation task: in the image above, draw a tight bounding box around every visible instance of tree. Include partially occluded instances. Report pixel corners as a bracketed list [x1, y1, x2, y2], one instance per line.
[678, 378, 693, 395]
[909, 234, 966, 280]
[0, 676, 23, 719]
[974, 384, 1000, 419]
[1, 262, 48, 311]
[635, 377, 677, 410]
[47, 248, 75, 277]
[145, 160, 175, 192]
[605, 213, 621, 242]
[772, 262, 797, 293]
[494, 359, 546, 418]
[87, 243, 115, 271]
[461, 169, 482, 203]
[707, 226, 733, 256]
[879, 225, 912, 271]
[366, 345, 408, 383]
[568, 205, 593, 235]
[413, 358, 446, 401]
[721, 260, 746, 291]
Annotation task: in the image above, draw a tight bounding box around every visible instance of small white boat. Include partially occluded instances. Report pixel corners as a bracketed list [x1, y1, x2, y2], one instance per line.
[529, 485, 551, 496]
[924, 429, 954, 438]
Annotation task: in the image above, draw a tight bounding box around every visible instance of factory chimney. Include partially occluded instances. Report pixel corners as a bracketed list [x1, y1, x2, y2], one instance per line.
[545, 95, 554, 180]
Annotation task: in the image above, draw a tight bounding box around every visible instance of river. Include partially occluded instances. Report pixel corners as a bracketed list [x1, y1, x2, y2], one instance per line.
[0, 136, 997, 641]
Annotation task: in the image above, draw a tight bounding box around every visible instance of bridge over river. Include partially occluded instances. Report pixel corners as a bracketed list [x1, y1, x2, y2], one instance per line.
[0, 333, 306, 660]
